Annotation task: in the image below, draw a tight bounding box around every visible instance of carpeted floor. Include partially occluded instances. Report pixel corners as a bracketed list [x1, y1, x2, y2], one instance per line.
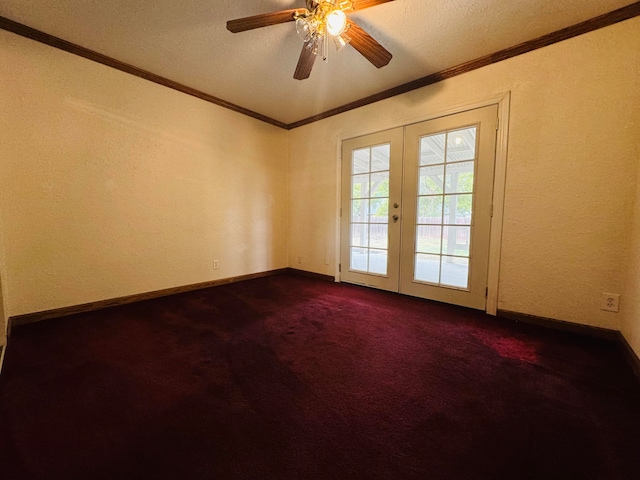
[0, 273, 639, 480]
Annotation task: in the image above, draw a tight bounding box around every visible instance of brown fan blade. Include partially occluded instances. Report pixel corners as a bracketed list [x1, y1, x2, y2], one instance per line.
[347, 21, 392, 68]
[227, 9, 306, 33]
[294, 45, 316, 80]
[351, 0, 396, 10]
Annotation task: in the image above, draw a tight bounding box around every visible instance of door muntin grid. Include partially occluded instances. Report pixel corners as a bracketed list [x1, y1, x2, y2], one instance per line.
[414, 126, 478, 289]
[350, 143, 391, 276]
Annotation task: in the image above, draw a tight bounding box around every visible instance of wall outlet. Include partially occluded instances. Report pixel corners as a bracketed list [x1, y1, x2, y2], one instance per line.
[601, 293, 620, 313]
[297, 256, 303, 264]
[324, 255, 330, 265]
[213, 259, 219, 270]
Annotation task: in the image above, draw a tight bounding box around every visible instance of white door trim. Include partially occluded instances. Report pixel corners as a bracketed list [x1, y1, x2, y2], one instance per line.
[485, 92, 510, 315]
[336, 92, 511, 316]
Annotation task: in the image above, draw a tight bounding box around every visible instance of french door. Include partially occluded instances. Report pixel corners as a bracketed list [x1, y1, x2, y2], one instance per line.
[340, 105, 498, 310]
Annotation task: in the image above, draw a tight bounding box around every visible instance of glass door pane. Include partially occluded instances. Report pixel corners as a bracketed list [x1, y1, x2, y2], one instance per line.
[414, 127, 477, 289]
[349, 144, 390, 276]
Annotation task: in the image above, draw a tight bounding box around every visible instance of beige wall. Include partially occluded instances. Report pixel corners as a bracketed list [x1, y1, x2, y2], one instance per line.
[0, 31, 289, 318]
[622, 156, 640, 359]
[0, 271, 5, 347]
[0, 17, 638, 343]
[0, 296, 5, 346]
[0, 180, 8, 347]
[288, 17, 640, 330]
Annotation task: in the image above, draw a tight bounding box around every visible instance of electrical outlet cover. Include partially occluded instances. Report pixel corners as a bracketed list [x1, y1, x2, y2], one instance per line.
[601, 293, 620, 313]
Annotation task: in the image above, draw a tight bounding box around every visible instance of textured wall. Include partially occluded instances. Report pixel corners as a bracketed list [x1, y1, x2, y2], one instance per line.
[0, 272, 5, 347]
[0, 171, 8, 347]
[622, 159, 640, 359]
[288, 17, 640, 330]
[0, 30, 289, 317]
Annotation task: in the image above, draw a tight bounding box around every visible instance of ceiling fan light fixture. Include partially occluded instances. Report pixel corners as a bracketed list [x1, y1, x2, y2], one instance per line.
[295, 17, 314, 42]
[226, 0, 393, 80]
[334, 31, 351, 51]
[326, 10, 347, 36]
[306, 34, 323, 56]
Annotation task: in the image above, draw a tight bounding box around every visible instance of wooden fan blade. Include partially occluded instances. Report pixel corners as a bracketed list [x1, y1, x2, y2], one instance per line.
[294, 45, 316, 80]
[351, 0, 395, 11]
[347, 21, 392, 68]
[226, 9, 306, 33]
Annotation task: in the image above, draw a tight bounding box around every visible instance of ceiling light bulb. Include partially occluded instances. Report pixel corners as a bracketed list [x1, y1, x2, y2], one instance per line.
[326, 10, 347, 36]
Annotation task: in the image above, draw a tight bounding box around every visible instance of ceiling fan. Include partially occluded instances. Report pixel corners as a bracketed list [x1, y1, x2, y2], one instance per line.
[227, 0, 395, 80]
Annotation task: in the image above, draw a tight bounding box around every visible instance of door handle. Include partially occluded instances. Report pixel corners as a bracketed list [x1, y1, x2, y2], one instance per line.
[392, 214, 399, 223]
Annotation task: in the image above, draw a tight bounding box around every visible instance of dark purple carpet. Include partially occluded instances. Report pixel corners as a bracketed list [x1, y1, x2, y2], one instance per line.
[0, 273, 639, 480]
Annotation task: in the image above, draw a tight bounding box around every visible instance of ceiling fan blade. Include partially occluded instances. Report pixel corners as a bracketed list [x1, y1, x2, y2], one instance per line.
[351, 0, 396, 10]
[347, 21, 392, 68]
[227, 9, 306, 33]
[294, 45, 316, 80]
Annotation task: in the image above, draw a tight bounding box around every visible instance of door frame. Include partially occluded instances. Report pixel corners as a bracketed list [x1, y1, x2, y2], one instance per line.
[334, 92, 511, 316]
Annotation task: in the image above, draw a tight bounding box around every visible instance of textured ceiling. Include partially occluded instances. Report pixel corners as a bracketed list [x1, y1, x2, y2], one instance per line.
[0, 1, 636, 124]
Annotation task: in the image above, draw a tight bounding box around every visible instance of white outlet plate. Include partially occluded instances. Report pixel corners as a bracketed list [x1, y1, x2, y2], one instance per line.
[213, 260, 219, 270]
[601, 293, 620, 313]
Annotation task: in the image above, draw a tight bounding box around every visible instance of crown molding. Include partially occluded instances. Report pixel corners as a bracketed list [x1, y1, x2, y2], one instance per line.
[1, 2, 639, 130]
[0, 15, 288, 129]
[288, 2, 640, 128]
